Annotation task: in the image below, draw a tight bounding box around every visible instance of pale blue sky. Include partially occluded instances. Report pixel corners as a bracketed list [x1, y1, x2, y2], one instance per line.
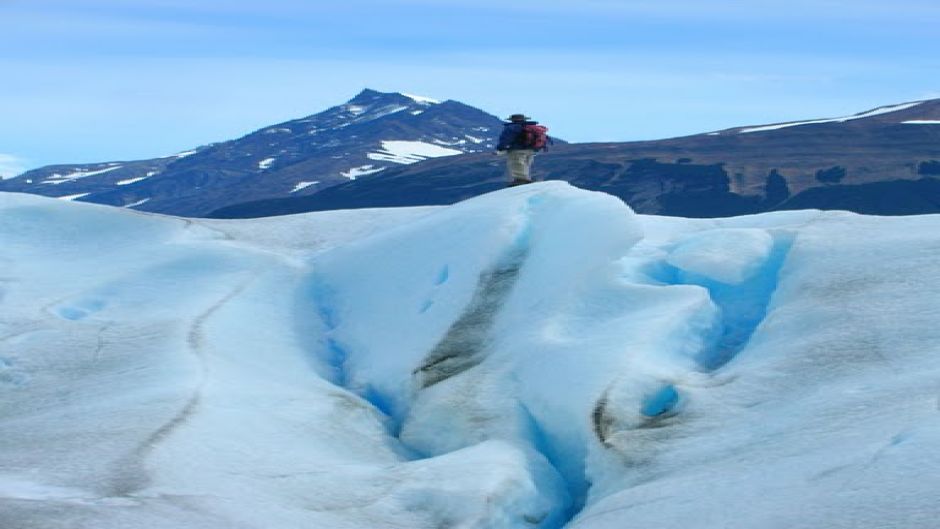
[2, 0, 939, 175]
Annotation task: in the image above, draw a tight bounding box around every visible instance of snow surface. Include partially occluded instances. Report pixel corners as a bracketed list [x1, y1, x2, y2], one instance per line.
[116, 176, 149, 186]
[401, 93, 441, 105]
[340, 164, 386, 180]
[42, 166, 123, 185]
[359, 104, 410, 122]
[666, 228, 774, 285]
[56, 192, 92, 201]
[738, 101, 923, 133]
[344, 104, 366, 116]
[123, 198, 151, 208]
[367, 140, 464, 165]
[2, 184, 940, 529]
[289, 180, 319, 193]
[902, 120, 940, 124]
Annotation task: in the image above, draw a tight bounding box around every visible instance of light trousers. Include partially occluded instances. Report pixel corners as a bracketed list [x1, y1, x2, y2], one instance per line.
[506, 149, 535, 182]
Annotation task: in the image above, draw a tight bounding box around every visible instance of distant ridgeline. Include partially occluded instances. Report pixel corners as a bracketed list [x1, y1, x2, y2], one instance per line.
[1, 89, 508, 217]
[210, 98, 940, 219]
[4, 91, 940, 218]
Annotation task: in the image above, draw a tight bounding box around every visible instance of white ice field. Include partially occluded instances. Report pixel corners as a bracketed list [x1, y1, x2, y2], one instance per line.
[1, 182, 938, 528]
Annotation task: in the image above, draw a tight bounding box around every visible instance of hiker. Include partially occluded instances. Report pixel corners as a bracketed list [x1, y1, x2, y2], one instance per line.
[495, 114, 549, 187]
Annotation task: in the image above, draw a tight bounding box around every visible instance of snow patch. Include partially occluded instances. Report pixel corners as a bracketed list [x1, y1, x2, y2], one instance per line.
[401, 93, 440, 105]
[368, 105, 409, 120]
[56, 193, 91, 201]
[345, 104, 366, 116]
[902, 120, 940, 124]
[739, 101, 924, 133]
[341, 165, 386, 180]
[42, 165, 122, 185]
[123, 198, 150, 208]
[433, 138, 469, 147]
[116, 176, 149, 186]
[258, 157, 276, 170]
[367, 140, 463, 165]
[290, 181, 319, 193]
[344, 103, 410, 122]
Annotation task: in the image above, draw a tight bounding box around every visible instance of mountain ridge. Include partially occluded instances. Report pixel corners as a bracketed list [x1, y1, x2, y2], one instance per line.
[211, 97, 940, 218]
[0, 89, 508, 216]
[5, 94, 939, 218]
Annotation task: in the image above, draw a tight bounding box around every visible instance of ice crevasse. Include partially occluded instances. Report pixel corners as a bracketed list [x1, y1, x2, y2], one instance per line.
[308, 181, 940, 528]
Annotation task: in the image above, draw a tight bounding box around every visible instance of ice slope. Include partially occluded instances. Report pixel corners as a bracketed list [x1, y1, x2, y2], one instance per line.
[2, 183, 939, 529]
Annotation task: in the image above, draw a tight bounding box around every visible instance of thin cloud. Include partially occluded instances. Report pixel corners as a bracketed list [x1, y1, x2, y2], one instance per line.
[0, 153, 27, 179]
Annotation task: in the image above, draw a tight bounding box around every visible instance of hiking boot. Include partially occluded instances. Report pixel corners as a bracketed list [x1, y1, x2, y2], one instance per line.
[507, 178, 533, 187]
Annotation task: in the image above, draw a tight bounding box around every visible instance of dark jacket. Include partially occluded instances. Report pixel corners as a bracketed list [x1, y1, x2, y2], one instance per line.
[496, 121, 538, 151]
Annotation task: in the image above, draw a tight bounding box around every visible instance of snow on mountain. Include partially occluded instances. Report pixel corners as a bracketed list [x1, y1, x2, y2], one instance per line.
[122, 197, 150, 208]
[42, 165, 124, 185]
[219, 97, 940, 220]
[2, 184, 940, 528]
[340, 165, 384, 180]
[56, 192, 92, 201]
[367, 140, 464, 164]
[289, 180, 319, 193]
[402, 92, 442, 105]
[0, 89, 504, 216]
[736, 101, 924, 134]
[115, 176, 149, 186]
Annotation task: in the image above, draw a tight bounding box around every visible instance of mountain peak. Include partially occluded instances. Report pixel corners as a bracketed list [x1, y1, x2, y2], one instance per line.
[348, 88, 385, 103]
[347, 88, 439, 107]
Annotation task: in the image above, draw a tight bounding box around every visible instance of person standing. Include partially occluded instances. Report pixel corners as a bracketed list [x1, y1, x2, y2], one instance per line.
[495, 114, 549, 187]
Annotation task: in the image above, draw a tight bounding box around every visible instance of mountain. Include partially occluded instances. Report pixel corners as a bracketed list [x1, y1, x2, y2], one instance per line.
[4, 185, 940, 528]
[0, 89, 506, 216]
[211, 98, 940, 218]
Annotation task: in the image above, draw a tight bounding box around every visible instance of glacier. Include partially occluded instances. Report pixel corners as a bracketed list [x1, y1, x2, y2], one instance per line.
[1, 182, 939, 529]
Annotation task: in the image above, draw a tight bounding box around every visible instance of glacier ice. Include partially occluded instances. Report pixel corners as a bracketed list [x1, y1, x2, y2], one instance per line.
[666, 227, 774, 285]
[2, 185, 940, 529]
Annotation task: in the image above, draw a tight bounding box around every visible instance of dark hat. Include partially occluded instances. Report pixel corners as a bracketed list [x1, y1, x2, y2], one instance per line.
[506, 114, 529, 122]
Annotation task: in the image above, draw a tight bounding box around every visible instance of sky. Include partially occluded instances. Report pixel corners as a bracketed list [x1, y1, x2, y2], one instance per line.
[1, 0, 939, 176]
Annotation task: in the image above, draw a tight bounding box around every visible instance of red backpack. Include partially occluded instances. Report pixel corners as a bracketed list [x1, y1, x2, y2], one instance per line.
[521, 124, 549, 150]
